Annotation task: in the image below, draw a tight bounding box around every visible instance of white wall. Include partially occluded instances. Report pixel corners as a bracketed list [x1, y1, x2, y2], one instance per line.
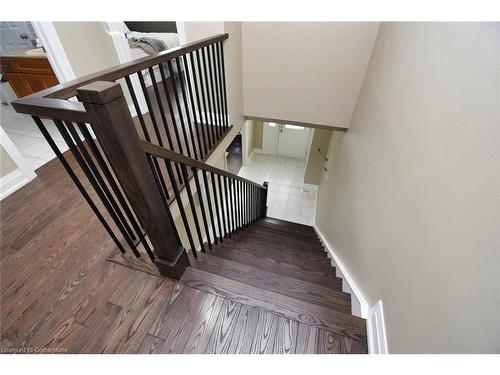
[53, 22, 121, 78]
[242, 22, 379, 128]
[183, 22, 225, 43]
[315, 23, 500, 353]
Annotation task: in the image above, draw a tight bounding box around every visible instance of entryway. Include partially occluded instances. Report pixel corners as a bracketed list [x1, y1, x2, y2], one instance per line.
[262, 122, 310, 159]
[240, 120, 316, 225]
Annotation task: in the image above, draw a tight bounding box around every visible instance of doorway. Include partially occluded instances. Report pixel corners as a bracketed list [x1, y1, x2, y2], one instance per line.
[262, 122, 311, 159]
[239, 120, 316, 225]
[0, 21, 75, 192]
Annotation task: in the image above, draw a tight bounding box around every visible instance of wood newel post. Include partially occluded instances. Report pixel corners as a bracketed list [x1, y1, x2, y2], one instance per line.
[262, 181, 268, 218]
[77, 81, 189, 279]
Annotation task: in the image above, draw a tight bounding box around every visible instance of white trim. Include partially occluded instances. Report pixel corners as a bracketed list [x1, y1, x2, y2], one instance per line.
[0, 127, 36, 200]
[31, 22, 76, 83]
[302, 183, 318, 192]
[367, 300, 389, 354]
[248, 147, 264, 160]
[0, 169, 31, 200]
[176, 22, 187, 45]
[105, 22, 148, 116]
[313, 225, 369, 319]
[105, 21, 134, 64]
[0, 127, 36, 180]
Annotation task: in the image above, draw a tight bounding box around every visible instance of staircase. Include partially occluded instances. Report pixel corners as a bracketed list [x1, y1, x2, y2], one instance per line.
[109, 216, 368, 353]
[12, 33, 367, 353]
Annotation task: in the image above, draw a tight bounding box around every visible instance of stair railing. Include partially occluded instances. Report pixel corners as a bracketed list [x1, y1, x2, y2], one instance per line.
[12, 34, 236, 266]
[11, 34, 269, 279]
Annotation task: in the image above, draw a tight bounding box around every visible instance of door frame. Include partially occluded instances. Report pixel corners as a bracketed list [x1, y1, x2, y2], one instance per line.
[31, 22, 76, 83]
[1, 22, 76, 197]
[0, 127, 36, 200]
[106, 21, 187, 117]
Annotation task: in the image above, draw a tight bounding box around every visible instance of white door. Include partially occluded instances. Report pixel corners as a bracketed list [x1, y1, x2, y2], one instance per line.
[277, 124, 310, 159]
[262, 122, 279, 154]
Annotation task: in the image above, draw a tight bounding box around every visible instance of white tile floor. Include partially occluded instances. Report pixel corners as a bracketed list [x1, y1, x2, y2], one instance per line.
[1, 103, 68, 170]
[238, 153, 317, 226]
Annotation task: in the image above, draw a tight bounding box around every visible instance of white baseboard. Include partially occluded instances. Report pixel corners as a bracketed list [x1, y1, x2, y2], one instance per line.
[302, 183, 318, 192]
[313, 226, 389, 353]
[0, 169, 33, 200]
[313, 226, 369, 319]
[248, 148, 263, 160]
[367, 300, 389, 354]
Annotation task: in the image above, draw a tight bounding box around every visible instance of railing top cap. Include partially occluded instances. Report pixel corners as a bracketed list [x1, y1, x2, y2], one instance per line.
[77, 81, 123, 105]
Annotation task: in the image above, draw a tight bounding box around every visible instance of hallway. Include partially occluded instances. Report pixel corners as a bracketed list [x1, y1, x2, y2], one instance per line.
[238, 153, 316, 225]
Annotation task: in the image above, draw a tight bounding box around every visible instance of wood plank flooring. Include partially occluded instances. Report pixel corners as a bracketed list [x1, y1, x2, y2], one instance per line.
[1, 151, 367, 354]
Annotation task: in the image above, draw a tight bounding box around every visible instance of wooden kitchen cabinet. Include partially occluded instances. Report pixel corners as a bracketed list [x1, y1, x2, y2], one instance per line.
[0, 56, 59, 98]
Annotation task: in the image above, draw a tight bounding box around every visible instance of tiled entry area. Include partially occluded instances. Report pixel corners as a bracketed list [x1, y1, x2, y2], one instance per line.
[238, 153, 317, 225]
[1, 104, 68, 171]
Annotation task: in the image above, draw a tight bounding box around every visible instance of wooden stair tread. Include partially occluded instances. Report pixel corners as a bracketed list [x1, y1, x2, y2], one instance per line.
[234, 227, 328, 257]
[207, 245, 343, 290]
[256, 218, 319, 239]
[189, 251, 350, 313]
[180, 266, 366, 341]
[217, 238, 334, 273]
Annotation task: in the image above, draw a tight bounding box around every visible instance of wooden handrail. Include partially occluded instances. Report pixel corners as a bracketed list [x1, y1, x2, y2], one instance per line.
[13, 33, 229, 103]
[142, 140, 266, 189]
[11, 97, 89, 123]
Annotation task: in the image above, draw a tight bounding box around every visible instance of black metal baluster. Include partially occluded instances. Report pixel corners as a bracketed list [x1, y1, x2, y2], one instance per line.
[176, 57, 198, 160]
[127, 74, 174, 198]
[181, 164, 205, 252]
[124, 75, 148, 139]
[223, 175, 232, 236]
[33, 116, 125, 254]
[193, 168, 212, 249]
[196, 49, 212, 149]
[148, 66, 176, 153]
[167, 60, 192, 158]
[252, 185, 256, 222]
[235, 179, 241, 230]
[76, 123, 143, 241]
[118, 81, 173, 202]
[247, 183, 251, 224]
[216, 41, 227, 130]
[230, 178, 238, 233]
[219, 41, 229, 130]
[243, 182, 247, 227]
[217, 174, 228, 239]
[189, 51, 208, 157]
[65, 121, 138, 245]
[137, 71, 164, 147]
[157, 64, 184, 183]
[54, 120, 140, 256]
[204, 170, 219, 244]
[206, 44, 220, 141]
[158, 64, 183, 154]
[183, 54, 205, 160]
[258, 187, 263, 219]
[239, 180, 244, 228]
[164, 159, 197, 258]
[210, 43, 222, 139]
[201, 47, 216, 146]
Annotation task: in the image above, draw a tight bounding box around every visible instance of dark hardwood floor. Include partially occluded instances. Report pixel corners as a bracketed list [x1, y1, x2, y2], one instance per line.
[0, 150, 367, 354]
